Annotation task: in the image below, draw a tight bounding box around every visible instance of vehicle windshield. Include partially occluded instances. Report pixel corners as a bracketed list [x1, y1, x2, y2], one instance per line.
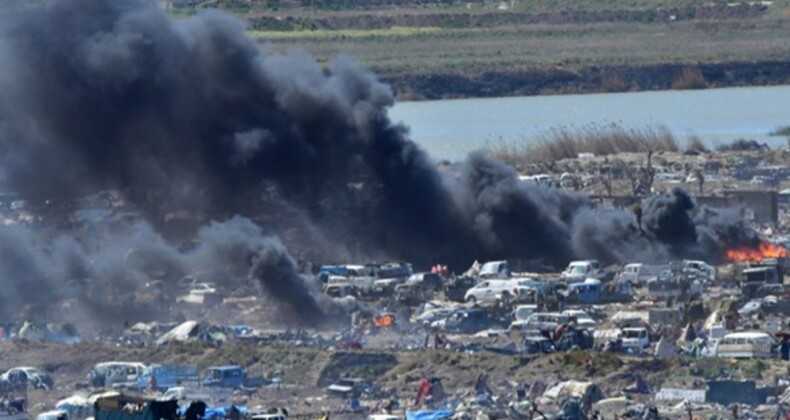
[569, 266, 585, 274]
[623, 330, 642, 338]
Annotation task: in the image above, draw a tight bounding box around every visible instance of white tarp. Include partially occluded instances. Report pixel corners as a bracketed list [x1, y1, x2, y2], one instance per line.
[655, 388, 705, 402]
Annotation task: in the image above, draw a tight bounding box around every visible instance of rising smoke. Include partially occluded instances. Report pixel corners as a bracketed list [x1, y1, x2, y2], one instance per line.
[0, 0, 760, 325]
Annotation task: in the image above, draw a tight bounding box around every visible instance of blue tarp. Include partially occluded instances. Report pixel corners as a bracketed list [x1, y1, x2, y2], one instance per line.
[176, 405, 248, 420]
[406, 411, 453, 420]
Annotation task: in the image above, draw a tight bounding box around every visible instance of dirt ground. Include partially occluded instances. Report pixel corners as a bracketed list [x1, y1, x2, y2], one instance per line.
[6, 339, 788, 418]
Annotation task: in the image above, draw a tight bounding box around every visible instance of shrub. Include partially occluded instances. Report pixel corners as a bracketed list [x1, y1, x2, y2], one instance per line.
[671, 67, 707, 90]
[684, 136, 708, 154]
[716, 138, 766, 152]
[489, 123, 678, 165]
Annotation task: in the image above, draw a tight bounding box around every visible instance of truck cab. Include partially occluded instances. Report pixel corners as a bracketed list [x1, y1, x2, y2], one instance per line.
[621, 328, 650, 349]
[565, 279, 602, 303]
[561, 260, 601, 282]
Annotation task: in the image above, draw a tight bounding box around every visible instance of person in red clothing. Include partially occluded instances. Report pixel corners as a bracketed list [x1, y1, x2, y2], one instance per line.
[415, 375, 433, 407]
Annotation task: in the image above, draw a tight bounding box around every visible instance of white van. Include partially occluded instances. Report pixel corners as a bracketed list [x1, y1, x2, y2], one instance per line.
[89, 362, 146, 388]
[716, 332, 776, 359]
[520, 312, 570, 332]
[464, 280, 513, 303]
[616, 263, 666, 286]
[561, 260, 601, 282]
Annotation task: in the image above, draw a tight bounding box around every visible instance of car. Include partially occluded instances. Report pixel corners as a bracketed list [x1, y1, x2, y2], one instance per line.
[188, 283, 217, 295]
[88, 362, 146, 389]
[431, 308, 493, 334]
[1, 367, 53, 390]
[464, 280, 513, 304]
[520, 313, 570, 332]
[327, 377, 367, 398]
[561, 309, 597, 328]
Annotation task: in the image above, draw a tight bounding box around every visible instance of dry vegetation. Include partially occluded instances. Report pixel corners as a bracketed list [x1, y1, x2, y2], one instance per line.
[490, 123, 679, 165]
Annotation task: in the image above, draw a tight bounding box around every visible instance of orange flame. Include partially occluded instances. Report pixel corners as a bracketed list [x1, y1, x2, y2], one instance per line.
[726, 242, 790, 262]
[373, 314, 395, 328]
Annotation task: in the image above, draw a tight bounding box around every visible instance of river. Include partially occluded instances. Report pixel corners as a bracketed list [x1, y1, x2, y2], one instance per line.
[389, 85, 790, 161]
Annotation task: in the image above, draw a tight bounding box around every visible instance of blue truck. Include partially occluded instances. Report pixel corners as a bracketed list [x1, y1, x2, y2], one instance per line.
[202, 366, 264, 389]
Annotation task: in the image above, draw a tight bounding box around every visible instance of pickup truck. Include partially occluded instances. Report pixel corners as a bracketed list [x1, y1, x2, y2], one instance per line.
[202, 366, 264, 389]
[137, 364, 199, 391]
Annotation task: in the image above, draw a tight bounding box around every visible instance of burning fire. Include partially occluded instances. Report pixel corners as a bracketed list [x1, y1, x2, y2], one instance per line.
[726, 242, 790, 262]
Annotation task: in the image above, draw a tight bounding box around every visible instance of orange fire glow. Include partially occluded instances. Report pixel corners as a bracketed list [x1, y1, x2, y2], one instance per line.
[725, 242, 790, 262]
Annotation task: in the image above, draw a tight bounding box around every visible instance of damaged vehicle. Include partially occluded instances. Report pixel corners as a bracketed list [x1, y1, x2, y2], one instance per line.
[202, 366, 264, 389]
[431, 308, 497, 334]
[0, 367, 53, 391]
[561, 260, 602, 282]
[88, 362, 146, 388]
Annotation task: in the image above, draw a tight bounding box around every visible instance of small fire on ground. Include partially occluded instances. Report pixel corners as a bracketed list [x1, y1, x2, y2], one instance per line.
[725, 242, 789, 262]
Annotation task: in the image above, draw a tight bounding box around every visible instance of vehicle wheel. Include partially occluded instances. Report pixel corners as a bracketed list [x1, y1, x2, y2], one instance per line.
[466, 295, 476, 304]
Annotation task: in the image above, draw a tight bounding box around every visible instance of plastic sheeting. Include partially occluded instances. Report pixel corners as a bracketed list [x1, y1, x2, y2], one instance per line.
[405, 411, 453, 420]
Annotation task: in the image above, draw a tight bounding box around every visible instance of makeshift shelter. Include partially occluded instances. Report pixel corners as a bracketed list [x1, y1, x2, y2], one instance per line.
[94, 393, 177, 420]
[405, 411, 453, 420]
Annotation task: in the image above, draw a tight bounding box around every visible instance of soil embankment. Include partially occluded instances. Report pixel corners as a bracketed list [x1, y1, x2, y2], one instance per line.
[385, 60, 790, 100]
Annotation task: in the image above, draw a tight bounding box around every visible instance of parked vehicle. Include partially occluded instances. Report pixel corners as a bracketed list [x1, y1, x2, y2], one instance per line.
[510, 304, 539, 329]
[565, 279, 603, 304]
[464, 280, 514, 304]
[616, 263, 666, 286]
[251, 408, 288, 420]
[35, 410, 67, 420]
[520, 313, 571, 332]
[371, 263, 413, 294]
[188, 283, 217, 295]
[324, 265, 377, 294]
[89, 362, 146, 389]
[327, 377, 367, 398]
[404, 273, 443, 292]
[202, 366, 263, 389]
[137, 364, 199, 391]
[522, 336, 555, 354]
[160, 386, 218, 403]
[682, 260, 716, 283]
[716, 332, 776, 359]
[561, 310, 597, 328]
[479, 261, 509, 279]
[561, 260, 602, 282]
[510, 278, 549, 302]
[620, 328, 650, 349]
[0, 367, 53, 390]
[325, 284, 355, 298]
[431, 308, 493, 334]
[646, 273, 701, 301]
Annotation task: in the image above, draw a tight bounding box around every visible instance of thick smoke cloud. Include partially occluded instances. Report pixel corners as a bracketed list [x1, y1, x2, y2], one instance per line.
[0, 216, 325, 326]
[0, 0, 761, 325]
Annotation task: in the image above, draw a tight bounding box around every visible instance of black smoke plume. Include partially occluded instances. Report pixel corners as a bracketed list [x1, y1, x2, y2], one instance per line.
[0, 0, 760, 322]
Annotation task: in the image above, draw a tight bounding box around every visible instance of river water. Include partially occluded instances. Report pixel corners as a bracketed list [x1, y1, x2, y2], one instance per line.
[389, 85, 790, 161]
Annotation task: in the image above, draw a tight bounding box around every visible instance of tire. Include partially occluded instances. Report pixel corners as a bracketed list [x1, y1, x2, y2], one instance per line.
[466, 295, 476, 304]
